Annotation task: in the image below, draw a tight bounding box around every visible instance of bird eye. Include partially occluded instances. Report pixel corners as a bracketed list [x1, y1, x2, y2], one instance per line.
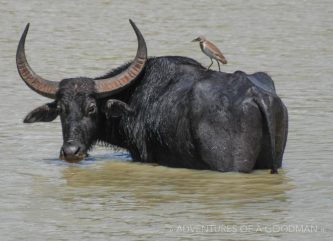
[87, 103, 97, 115]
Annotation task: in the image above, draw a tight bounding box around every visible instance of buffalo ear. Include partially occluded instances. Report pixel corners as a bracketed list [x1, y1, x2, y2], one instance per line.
[104, 99, 133, 119]
[24, 102, 58, 123]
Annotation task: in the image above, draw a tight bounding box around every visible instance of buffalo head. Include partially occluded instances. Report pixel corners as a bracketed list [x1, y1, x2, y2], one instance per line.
[17, 20, 147, 162]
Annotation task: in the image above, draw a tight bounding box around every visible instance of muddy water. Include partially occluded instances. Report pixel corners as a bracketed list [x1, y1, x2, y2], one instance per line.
[0, 0, 332, 240]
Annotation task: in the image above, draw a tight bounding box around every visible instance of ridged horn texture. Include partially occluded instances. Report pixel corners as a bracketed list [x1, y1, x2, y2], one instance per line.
[94, 19, 148, 98]
[16, 23, 59, 99]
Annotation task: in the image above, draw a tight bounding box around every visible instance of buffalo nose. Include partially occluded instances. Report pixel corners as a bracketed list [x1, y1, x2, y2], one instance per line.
[63, 144, 80, 156]
[60, 143, 83, 162]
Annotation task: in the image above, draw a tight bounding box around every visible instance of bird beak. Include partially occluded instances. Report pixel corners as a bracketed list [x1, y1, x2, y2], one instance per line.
[191, 37, 200, 42]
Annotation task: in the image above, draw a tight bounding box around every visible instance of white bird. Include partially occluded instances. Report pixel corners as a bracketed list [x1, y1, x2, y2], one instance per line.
[192, 36, 227, 71]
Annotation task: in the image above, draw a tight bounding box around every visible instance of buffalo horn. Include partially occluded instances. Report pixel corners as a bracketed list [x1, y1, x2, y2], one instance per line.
[94, 19, 147, 98]
[16, 23, 59, 99]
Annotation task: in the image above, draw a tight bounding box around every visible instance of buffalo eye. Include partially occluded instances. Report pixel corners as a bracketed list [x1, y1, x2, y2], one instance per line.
[57, 103, 65, 115]
[87, 102, 97, 116]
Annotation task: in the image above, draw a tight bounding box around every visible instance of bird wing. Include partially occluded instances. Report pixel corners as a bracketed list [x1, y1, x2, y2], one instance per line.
[205, 40, 227, 64]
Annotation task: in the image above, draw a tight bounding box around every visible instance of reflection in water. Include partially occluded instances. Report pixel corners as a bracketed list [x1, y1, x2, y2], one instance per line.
[41, 160, 293, 240]
[62, 160, 292, 206]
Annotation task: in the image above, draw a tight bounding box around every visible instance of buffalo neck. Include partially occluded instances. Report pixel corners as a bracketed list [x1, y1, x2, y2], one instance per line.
[95, 95, 129, 148]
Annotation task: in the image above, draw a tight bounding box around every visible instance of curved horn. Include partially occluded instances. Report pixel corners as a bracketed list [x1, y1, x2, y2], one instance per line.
[16, 23, 59, 99]
[94, 19, 147, 98]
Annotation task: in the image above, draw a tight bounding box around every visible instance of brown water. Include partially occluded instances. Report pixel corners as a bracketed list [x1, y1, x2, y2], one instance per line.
[0, 0, 332, 240]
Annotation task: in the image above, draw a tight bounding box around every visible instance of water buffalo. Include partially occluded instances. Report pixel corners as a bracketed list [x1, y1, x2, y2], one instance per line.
[16, 20, 288, 173]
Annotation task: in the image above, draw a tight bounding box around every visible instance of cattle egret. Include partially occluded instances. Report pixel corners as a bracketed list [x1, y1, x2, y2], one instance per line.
[192, 36, 227, 71]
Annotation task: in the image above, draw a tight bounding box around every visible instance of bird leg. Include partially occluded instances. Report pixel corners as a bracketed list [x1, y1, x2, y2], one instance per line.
[217, 61, 221, 71]
[207, 58, 213, 70]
